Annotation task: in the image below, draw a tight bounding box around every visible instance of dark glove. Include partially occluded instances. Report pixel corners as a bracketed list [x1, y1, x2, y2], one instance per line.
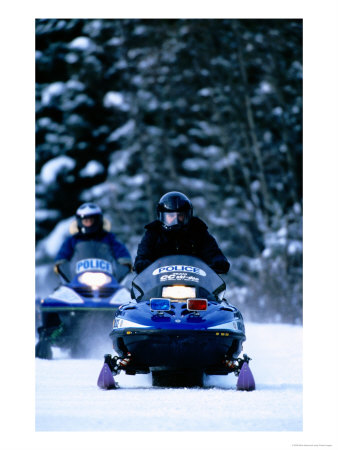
[124, 262, 133, 272]
[117, 258, 133, 272]
[54, 259, 67, 274]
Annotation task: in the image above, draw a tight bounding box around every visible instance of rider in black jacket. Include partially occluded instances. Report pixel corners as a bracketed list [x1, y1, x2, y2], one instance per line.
[134, 192, 230, 274]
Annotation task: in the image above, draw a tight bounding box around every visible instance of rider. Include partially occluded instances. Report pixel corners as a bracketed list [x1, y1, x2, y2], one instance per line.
[133, 191, 230, 274]
[54, 202, 132, 272]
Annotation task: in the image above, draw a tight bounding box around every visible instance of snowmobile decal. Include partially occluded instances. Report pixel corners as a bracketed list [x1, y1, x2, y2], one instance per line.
[152, 265, 206, 276]
[160, 274, 200, 283]
[76, 258, 113, 274]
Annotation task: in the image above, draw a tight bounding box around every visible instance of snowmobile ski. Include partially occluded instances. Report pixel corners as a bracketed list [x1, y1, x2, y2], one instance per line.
[236, 362, 255, 391]
[97, 353, 132, 389]
[97, 363, 117, 390]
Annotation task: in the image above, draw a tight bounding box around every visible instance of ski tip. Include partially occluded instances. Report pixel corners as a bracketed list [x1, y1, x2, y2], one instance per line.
[97, 363, 117, 390]
[236, 362, 256, 391]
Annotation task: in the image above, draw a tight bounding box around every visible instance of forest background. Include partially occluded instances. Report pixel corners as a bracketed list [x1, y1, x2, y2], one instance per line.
[35, 18, 303, 324]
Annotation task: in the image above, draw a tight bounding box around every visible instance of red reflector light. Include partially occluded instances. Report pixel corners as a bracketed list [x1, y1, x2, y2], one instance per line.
[187, 298, 208, 311]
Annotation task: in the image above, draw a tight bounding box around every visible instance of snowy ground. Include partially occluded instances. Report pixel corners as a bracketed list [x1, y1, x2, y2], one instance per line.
[36, 323, 302, 432]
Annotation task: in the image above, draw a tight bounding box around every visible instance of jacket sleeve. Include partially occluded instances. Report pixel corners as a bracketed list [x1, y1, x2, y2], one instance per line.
[55, 236, 75, 262]
[133, 230, 156, 274]
[107, 233, 131, 262]
[199, 231, 230, 274]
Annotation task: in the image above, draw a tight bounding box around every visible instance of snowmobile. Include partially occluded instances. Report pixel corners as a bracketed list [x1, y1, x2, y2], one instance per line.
[35, 241, 131, 359]
[97, 255, 255, 390]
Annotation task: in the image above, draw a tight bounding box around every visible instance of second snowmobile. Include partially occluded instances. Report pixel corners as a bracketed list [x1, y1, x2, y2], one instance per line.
[36, 241, 131, 359]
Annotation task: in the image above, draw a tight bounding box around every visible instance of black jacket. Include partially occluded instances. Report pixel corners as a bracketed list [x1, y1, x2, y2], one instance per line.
[134, 217, 230, 274]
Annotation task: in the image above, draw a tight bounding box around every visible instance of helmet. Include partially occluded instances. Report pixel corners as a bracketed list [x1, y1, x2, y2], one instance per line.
[157, 191, 193, 231]
[75, 203, 103, 235]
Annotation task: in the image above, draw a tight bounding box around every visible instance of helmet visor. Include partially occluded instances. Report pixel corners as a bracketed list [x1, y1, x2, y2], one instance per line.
[81, 216, 95, 227]
[160, 212, 188, 228]
[76, 213, 102, 234]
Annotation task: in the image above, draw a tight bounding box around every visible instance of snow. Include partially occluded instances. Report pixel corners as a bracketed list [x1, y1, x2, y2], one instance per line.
[40, 155, 76, 184]
[35, 323, 302, 433]
[106, 37, 124, 46]
[259, 81, 273, 94]
[66, 79, 85, 91]
[107, 119, 135, 142]
[65, 52, 78, 64]
[41, 81, 65, 105]
[214, 152, 239, 170]
[35, 208, 59, 222]
[79, 160, 104, 177]
[103, 91, 127, 109]
[81, 181, 118, 200]
[198, 87, 212, 96]
[182, 158, 209, 171]
[204, 145, 221, 156]
[138, 55, 157, 69]
[288, 240, 303, 255]
[69, 36, 94, 51]
[273, 106, 283, 116]
[36, 216, 73, 258]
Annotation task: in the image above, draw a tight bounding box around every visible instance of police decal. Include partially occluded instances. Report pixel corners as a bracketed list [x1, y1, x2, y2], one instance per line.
[152, 265, 206, 276]
[76, 258, 113, 274]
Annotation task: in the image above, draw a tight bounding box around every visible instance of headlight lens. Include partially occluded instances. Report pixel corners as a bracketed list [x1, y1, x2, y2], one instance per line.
[208, 320, 243, 331]
[113, 318, 151, 329]
[78, 272, 112, 289]
[162, 285, 196, 299]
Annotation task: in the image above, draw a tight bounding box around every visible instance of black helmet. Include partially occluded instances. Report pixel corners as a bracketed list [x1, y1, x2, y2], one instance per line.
[76, 203, 103, 235]
[157, 191, 193, 231]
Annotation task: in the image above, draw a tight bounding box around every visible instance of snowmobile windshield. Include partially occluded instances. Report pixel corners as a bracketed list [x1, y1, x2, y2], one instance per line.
[131, 255, 226, 302]
[70, 241, 115, 265]
[59, 241, 128, 282]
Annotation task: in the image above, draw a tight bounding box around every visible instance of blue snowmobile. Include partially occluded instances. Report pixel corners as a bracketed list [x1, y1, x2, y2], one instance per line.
[97, 255, 255, 390]
[36, 241, 131, 359]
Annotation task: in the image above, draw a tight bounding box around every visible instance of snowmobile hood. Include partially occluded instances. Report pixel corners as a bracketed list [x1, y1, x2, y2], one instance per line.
[113, 299, 245, 334]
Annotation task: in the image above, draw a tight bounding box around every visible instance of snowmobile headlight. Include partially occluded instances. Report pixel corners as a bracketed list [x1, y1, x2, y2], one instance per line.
[208, 320, 243, 332]
[78, 272, 112, 289]
[162, 285, 196, 300]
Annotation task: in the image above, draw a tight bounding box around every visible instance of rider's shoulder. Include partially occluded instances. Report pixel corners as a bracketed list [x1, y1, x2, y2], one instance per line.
[190, 216, 208, 231]
[145, 220, 162, 231]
